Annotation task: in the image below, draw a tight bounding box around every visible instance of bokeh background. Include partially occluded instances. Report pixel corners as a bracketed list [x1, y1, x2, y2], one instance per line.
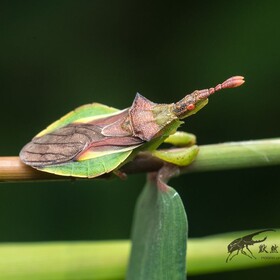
[1, 1, 280, 279]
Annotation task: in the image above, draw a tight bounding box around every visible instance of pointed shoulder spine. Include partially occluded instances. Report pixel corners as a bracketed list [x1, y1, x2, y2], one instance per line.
[129, 93, 161, 141]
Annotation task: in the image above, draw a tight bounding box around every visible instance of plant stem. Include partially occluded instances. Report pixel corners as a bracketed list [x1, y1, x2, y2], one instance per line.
[1, 138, 280, 182]
[0, 230, 279, 279]
[181, 138, 280, 174]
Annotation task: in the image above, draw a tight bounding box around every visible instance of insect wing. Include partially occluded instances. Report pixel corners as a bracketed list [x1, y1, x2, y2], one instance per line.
[39, 150, 135, 178]
[36, 102, 119, 138]
[20, 103, 144, 178]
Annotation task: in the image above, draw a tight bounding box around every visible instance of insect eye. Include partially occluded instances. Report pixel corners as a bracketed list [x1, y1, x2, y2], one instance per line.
[187, 103, 195, 111]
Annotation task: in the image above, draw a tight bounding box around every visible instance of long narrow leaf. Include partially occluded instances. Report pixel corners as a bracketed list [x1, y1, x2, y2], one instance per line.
[126, 172, 188, 280]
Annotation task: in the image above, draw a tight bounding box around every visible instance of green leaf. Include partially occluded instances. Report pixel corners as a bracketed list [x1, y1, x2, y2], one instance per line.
[127, 171, 188, 280]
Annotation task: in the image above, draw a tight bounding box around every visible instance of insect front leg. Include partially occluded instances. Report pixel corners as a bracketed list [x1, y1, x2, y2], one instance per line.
[226, 252, 233, 263]
[151, 131, 198, 167]
[230, 249, 240, 261]
[151, 145, 199, 167]
[164, 131, 196, 147]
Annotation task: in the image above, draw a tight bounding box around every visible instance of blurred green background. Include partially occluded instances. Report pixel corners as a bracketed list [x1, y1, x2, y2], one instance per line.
[1, 1, 279, 279]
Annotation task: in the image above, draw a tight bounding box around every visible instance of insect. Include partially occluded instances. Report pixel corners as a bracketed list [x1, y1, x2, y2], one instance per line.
[226, 229, 274, 262]
[20, 76, 245, 178]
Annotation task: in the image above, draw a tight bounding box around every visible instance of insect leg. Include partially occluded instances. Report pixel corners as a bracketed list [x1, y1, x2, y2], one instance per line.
[245, 245, 256, 259]
[226, 252, 233, 263]
[113, 169, 127, 180]
[229, 249, 240, 261]
[241, 247, 252, 259]
[164, 131, 196, 147]
[152, 145, 199, 167]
